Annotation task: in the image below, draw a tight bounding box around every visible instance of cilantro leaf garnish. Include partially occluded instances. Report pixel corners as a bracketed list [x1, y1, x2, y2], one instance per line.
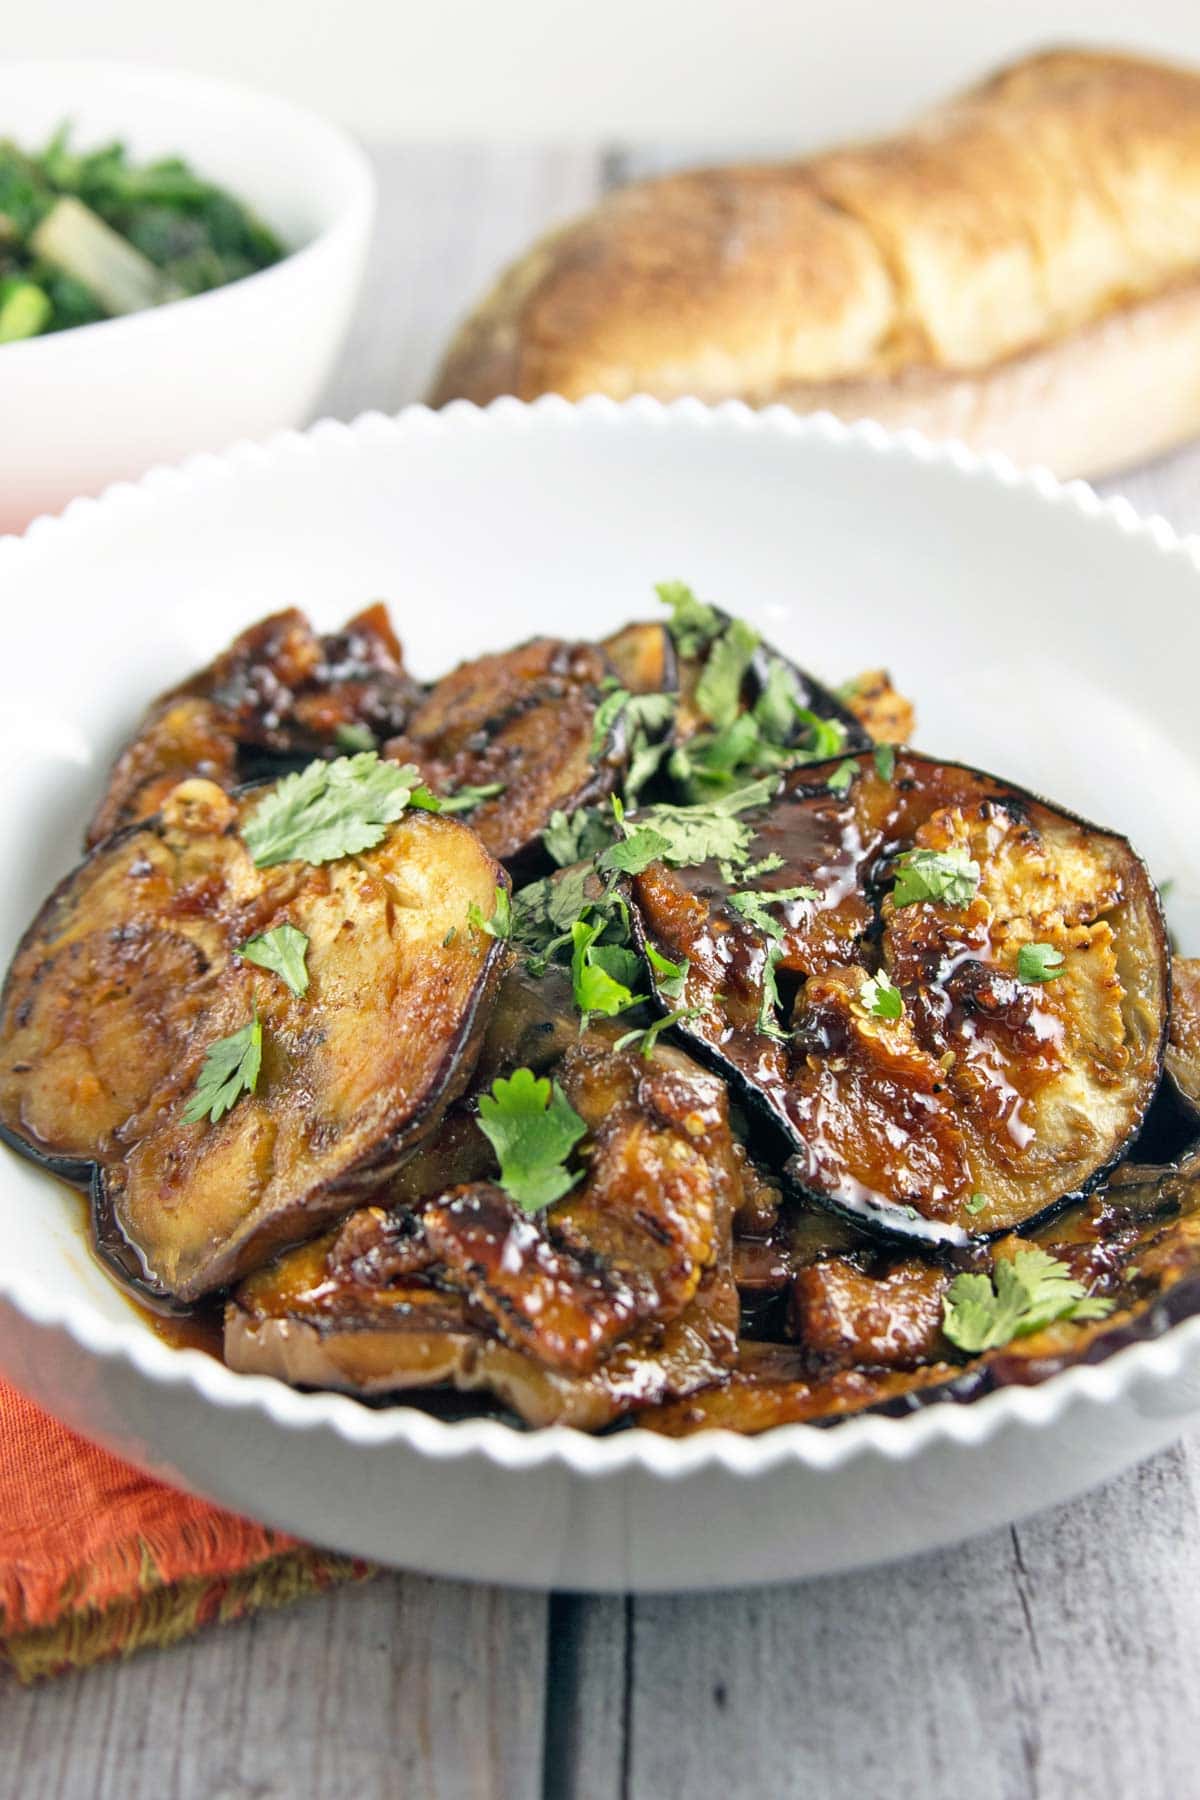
[242, 754, 432, 868]
[873, 744, 896, 782]
[942, 1246, 1114, 1354]
[1017, 942, 1067, 984]
[570, 917, 643, 1021]
[861, 968, 903, 1021]
[727, 886, 819, 936]
[964, 1192, 989, 1216]
[694, 618, 760, 730]
[615, 1006, 703, 1058]
[791, 708, 847, 762]
[467, 886, 512, 941]
[826, 757, 858, 797]
[238, 923, 310, 998]
[544, 806, 617, 868]
[438, 782, 506, 816]
[476, 1067, 589, 1212]
[590, 689, 677, 802]
[891, 848, 981, 909]
[635, 776, 777, 871]
[645, 942, 689, 1001]
[182, 1012, 263, 1126]
[598, 809, 674, 876]
[656, 580, 724, 657]
[334, 722, 377, 753]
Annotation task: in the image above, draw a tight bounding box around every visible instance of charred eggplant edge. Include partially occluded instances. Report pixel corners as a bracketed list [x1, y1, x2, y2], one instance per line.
[629, 749, 1171, 1252]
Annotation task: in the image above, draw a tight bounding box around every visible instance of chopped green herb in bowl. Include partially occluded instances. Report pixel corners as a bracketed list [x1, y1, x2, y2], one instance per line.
[0, 124, 284, 341]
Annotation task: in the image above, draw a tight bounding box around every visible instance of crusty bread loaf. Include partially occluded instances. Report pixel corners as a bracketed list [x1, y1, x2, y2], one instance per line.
[429, 49, 1200, 476]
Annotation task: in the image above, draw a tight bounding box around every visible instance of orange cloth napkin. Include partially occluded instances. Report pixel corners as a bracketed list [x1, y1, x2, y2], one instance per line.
[0, 1378, 370, 1682]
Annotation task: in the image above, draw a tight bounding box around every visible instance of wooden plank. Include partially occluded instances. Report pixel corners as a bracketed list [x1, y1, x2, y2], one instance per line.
[0, 1573, 548, 1800]
[542, 1594, 627, 1800]
[320, 142, 605, 421]
[617, 1432, 1200, 1800]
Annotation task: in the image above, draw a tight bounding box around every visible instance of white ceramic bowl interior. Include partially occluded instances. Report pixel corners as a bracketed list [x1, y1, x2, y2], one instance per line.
[0, 61, 375, 532]
[0, 399, 1197, 1592]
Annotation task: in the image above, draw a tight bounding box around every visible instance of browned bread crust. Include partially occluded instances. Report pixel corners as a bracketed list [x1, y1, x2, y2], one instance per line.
[430, 49, 1200, 475]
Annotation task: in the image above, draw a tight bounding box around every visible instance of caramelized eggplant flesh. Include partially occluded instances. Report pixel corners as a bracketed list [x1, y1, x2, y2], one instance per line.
[1168, 957, 1200, 1115]
[840, 669, 915, 745]
[646, 1155, 1200, 1435]
[226, 1038, 741, 1426]
[89, 605, 420, 847]
[0, 778, 506, 1299]
[631, 751, 1168, 1242]
[600, 622, 679, 698]
[384, 638, 626, 866]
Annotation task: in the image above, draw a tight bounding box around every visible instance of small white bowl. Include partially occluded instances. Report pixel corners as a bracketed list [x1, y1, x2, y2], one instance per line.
[0, 61, 375, 531]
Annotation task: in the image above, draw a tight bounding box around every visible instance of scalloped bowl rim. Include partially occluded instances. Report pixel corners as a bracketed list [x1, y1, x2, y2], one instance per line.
[2, 393, 1197, 1481]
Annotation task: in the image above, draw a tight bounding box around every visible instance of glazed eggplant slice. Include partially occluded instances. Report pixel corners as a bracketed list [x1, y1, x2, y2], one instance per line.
[630, 750, 1168, 1241]
[0, 776, 507, 1298]
[383, 638, 630, 866]
[1168, 957, 1200, 1115]
[89, 605, 420, 846]
[647, 1153, 1200, 1435]
[226, 1036, 742, 1427]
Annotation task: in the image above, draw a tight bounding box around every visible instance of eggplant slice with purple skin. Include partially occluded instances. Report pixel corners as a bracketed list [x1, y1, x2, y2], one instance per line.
[629, 749, 1168, 1244]
[646, 1151, 1200, 1436]
[226, 1036, 743, 1429]
[0, 776, 508, 1301]
[383, 637, 648, 870]
[88, 604, 421, 849]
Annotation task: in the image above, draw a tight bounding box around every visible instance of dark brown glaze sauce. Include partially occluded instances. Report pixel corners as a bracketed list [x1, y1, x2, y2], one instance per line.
[632, 751, 1168, 1241]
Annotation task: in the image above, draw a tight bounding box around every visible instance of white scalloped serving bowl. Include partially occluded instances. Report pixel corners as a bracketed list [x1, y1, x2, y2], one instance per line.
[1, 399, 1198, 1593]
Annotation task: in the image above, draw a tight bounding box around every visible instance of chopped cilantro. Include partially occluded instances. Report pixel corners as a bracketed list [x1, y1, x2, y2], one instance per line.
[1017, 942, 1067, 984]
[242, 754, 433, 868]
[891, 848, 981, 909]
[963, 1192, 989, 1216]
[791, 709, 847, 762]
[182, 1012, 262, 1126]
[597, 808, 674, 876]
[861, 968, 903, 1021]
[942, 1246, 1114, 1353]
[645, 942, 689, 1002]
[334, 722, 377, 753]
[438, 782, 506, 815]
[467, 886, 512, 941]
[655, 580, 724, 657]
[873, 744, 896, 782]
[826, 758, 858, 797]
[570, 916, 643, 1021]
[544, 806, 616, 868]
[694, 617, 760, 729]
[635, 776, 777, 871]
[475, 1067, 588, 1212]
[237, 923, 309, 998]
[614, 1006, 703, 1058]
[727, 886, 819, 936]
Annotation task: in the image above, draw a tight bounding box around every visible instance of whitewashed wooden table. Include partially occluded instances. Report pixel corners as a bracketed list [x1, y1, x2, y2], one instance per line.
[4, 142, 1200, 1800]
